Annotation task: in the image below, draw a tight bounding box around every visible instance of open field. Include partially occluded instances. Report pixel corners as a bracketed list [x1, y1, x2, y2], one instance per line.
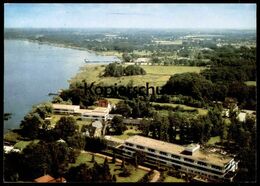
[70, 152, 148, 182]
[154, 40, 183, 45]
[132, 50, 153, 56]
[70, 64, 205, 87]
[96, 50, 123, 59]
[151, 102, 208, 116]
[245, 81, 256, 86]
[113, 128, 142, 140]
[14, 140, 40, 151]
[4, 131, 22, 143]
[106, 98, 122, 105]
[163, 175, 186, 182]
[206, 136, 221, 145]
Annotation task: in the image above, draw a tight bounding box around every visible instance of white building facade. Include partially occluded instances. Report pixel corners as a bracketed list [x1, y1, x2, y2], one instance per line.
[121, 135, 238, 181]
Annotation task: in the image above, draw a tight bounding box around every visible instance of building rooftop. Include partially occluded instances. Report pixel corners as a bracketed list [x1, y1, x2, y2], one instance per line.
[78, 109, 108, 116]
[34, 175, 55, 182]
[34, 175, 66, 183]
[93, 107, 109, 113]
[52, 104, 80, 110]
[135, 58, 150, 63]
[125, 135, 233, 167]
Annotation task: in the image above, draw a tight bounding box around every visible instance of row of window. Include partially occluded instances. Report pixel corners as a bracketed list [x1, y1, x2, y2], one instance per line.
[145, 155, 222, 176]
[124, 143, 224, 171]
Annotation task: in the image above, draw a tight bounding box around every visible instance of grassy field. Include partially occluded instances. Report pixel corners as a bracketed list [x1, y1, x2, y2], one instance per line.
[70, 64, 205, 87]
[154, 40, 183, 45]
[245, 81, 256, 86]
[70, 152, 148, 182]
[113, 128, 142, 140]
[206, 136, 221, 145]
[151, 102, 208, 116]
[96, 51, 123, 59]
[106, 98, 123, 105]
[4, 131, 22, 143]
[163, 175, 185, 182]
[14, 140, 40, 151]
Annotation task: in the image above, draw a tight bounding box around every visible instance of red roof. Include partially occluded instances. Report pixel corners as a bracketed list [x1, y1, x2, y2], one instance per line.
[34, 175, 66, 183]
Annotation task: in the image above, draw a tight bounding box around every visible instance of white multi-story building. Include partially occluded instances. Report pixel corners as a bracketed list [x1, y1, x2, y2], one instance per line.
[121, 135, 238, 181]
[52, 104, 80, 114]
[52, 104, 110, 121]
[78, 107, 109, 121]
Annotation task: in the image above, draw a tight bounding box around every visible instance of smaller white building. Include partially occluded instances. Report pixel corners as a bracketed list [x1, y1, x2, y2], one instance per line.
[52, 104, 80, 114]
[4, 145, 20, 153]
[78, 107, 109, 121]
[135, 58, 151, 65]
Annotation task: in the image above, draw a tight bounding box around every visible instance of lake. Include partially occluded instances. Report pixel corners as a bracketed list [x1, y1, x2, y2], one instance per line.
[4, 39, 120, 133]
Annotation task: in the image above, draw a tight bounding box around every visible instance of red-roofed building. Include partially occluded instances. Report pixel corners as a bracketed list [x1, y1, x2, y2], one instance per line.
[34, 175, 66, 183]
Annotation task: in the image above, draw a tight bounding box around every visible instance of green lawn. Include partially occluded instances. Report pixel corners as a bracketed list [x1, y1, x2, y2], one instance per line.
[71, 152, 104, 167]
[96, 50, 123, 59]
[69, 64, 205, 87]
[70, 152, 148, 182]
[206, 136, 221, 145]
[106, 98, 123, 105]
[223, 118, 231, 126]
[14, 140, 40, 151]
[163, 175, 185, 182]
[151, 102, 208, 116]
[113, 129, 142, 140]
[4, 131, 22, 143]
[245, 81, 256, 86]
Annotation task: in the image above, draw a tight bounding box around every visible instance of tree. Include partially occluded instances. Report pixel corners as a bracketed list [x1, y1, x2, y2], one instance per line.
[122, 52, 132, 62]
[119, 166, 131, 177]
[52, 96, 63, 103]
[4, 151, 23, 182]
[67, 133, 86, 149]
[104, 63, 124, 77]
[111, 116, 126, 135]
[112, 151, 116, 163]
[134, 151, 146, 167]
[162, 72, 214, 101]
[91, 153, 95, 162]
[66, 164, 92, 182]
[121, 157, 125, 169]
[124, 65, 146, 76]
[20, 112, 44, 139]
[84, 137, 107, 152]
[19, 141, 52, 181]
[114, 101, 132, 117]
[103, 157, 111, 180]
[112, 174, 117, 182]
[32, 102, 53, 119]
[54, 116, 77, 140]
[138, 119, 151, 136]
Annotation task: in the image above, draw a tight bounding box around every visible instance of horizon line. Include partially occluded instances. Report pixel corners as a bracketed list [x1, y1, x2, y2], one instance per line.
[4, 27, 256, 30]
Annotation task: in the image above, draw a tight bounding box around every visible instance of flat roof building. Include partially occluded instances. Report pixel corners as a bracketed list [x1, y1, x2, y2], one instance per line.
[52, 103, 110, 121]
[53, 104, 80, 114]
[122, 135, 238, 181]
[77, 107, 109, 121]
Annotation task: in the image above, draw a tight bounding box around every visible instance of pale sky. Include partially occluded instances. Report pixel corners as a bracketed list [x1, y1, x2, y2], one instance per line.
[4, 3, 256, 29]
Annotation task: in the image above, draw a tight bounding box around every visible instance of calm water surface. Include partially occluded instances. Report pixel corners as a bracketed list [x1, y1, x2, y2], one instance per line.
[4, 39, 119, 133]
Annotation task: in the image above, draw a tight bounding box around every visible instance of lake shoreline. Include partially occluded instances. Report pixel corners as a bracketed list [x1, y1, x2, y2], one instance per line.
[4, 39, 120, 134]
[4, 38, 122, 59]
